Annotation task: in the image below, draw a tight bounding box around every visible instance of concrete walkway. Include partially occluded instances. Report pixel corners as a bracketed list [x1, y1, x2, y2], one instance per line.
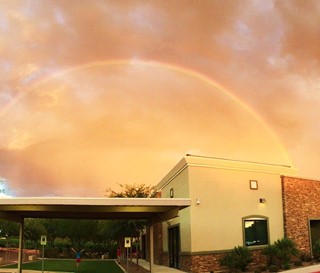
[0, 268, 70, 273]
[285, 264, 320, 273]
[135, 259, 185, 272]
[135, 260, 320, 273]
[2, 262, 320, 273]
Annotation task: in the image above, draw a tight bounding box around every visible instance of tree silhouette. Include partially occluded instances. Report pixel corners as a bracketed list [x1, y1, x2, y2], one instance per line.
[105, 183, 155, 265]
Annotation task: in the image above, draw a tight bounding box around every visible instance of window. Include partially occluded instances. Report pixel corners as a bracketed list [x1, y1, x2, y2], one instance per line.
[243, 216, 269, 246]
[249, 180, 258, 190]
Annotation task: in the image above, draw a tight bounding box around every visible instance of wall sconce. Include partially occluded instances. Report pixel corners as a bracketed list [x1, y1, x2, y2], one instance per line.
[170, 188, 174, 198]
[259, 198, 266, 203]
[196, 198, 200, 205]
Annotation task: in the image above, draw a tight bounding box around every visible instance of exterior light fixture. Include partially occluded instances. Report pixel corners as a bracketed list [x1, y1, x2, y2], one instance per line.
[170, 188, 174, 198]
[196, 198, 200, 205]
[259, 198, 266, 203]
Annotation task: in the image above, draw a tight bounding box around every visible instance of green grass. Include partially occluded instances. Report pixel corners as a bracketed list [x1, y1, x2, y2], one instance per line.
[1, 259, 123, 273]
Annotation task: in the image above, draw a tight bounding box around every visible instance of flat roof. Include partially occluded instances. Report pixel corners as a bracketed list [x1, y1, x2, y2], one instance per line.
[156, 154, 297, 190]
[0, 197, 191, 224]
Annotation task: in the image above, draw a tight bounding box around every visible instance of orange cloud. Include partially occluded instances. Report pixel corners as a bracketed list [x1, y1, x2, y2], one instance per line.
[0, 0, 319, 196]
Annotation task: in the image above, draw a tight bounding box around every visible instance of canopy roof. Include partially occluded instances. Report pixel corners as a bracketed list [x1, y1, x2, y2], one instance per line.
[0, 197, 190, 224]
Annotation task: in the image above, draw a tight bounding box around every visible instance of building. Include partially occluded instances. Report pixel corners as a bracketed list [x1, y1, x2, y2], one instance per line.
[154, 154, 300, 272]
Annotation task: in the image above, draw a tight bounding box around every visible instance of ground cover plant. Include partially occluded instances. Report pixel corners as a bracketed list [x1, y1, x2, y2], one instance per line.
[219, 238, 313, 272]
[1, 259, 123, 273]
[220, 246, 253, 272]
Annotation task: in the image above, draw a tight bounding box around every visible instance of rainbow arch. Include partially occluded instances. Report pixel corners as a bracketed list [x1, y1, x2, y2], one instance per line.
[0, 59, 292, 165]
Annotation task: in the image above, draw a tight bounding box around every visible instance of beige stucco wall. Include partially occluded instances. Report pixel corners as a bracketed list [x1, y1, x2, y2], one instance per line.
[188, 165, 284, 252]
[157, 155, 297, 253]
[160, 163, 192, 252]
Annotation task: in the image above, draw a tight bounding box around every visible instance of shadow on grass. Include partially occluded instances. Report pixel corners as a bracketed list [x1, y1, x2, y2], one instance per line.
[1, 259, 123, 273]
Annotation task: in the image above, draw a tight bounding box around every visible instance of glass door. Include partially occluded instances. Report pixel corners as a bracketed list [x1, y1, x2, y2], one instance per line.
[168, 226, 180, 269]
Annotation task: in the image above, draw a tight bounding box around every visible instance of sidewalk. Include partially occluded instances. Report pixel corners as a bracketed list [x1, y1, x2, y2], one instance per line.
[0, 270, 71, 273]
[285, 264, 320, 273]
[2, 262, 320, 273]
[134, 259, 185, 273]
[135, 260, 320, 273]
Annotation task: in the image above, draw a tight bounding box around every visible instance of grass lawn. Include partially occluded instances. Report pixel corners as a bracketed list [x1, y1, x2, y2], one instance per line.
[1, 259, 124, 273]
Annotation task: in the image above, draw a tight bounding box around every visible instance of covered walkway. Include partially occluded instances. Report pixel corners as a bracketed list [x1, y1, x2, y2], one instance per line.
[0, 197, 191, 273]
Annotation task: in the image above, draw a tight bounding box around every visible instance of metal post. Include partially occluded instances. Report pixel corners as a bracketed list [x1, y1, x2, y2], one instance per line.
[126, 247, 129, 273]
[17, 219, 24, 273]
[149, 224, 154, 273]
[42, 244, 44, 273]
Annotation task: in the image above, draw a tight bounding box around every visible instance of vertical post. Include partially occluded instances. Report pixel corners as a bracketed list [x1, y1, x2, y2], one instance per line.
[42, 244, 44, 273]
[17, 219, 24, 273]
[40, 235, 47, 273]
[149, 224, 154, 273]
[126, 247, 129, 273]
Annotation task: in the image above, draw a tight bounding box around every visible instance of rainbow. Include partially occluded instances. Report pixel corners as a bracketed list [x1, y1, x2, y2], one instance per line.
[0, 59, 292, 165]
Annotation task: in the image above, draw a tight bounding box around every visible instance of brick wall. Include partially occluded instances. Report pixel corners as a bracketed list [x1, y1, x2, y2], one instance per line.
[153, 222, 163, 264]
[178, 250, 266, 273]
[145, 222, 163, 264]
[180, 253, 224, 272]
[282, 176, 320, 253]
[162, 252, 169, 267]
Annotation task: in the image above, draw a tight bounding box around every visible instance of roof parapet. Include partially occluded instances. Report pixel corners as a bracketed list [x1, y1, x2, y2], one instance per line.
[156, 154, 297, 191]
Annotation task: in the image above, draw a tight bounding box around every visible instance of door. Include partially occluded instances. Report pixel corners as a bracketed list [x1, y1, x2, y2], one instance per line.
[168, 225, 180, 269]
[309, 220, 320, 255]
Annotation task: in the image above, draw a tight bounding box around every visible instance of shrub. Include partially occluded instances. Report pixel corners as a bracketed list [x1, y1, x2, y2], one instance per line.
[254, 268, 262, 273]
[294, 260, 303, 267]
[262, 244, 277, 266]
[220, 246, 253, 272]
[220, 251, 237, 272]
[44, 247, 59, 258]
[54, 237, 71, 250]
[313, 240, 320, 259]
[260, 265, 267, 271]
[268, 264, 279, 272]
[300, 251, 312, 262]
[274, 238, 299, 268]
[234, 246, 253, 271]
[282, 262, 291, 270]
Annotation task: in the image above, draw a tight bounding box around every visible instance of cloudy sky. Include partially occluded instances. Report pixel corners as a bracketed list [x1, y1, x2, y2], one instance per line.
[0, 0, 319, 197]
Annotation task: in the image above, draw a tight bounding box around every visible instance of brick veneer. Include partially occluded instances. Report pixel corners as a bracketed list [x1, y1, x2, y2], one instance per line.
[282, 176, 320, 253]
[145, 221, 163, 264]
[161, 250, 266, 273]
[180, 252, 225, 272]
[153, 222, 163, 264]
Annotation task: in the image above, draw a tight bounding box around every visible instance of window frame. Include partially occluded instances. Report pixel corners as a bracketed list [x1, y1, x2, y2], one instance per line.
[242, 215, 269, 248]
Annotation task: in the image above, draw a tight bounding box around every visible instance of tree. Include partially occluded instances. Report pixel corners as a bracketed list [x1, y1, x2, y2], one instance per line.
[0, 220, 19, 238]
[0, 219, 19, 254]
[106, 183, 155, 198]
[58, 219, 99, 249]
[106, 183, 155, 265]
[42, 219, 61, 247]
[24, 218, 46, 249]
[94, 220, 118, 257]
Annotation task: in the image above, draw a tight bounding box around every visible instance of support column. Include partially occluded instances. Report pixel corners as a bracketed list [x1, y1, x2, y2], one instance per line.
[18, 218, 24, 273]
[149, 224, 154, 273]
